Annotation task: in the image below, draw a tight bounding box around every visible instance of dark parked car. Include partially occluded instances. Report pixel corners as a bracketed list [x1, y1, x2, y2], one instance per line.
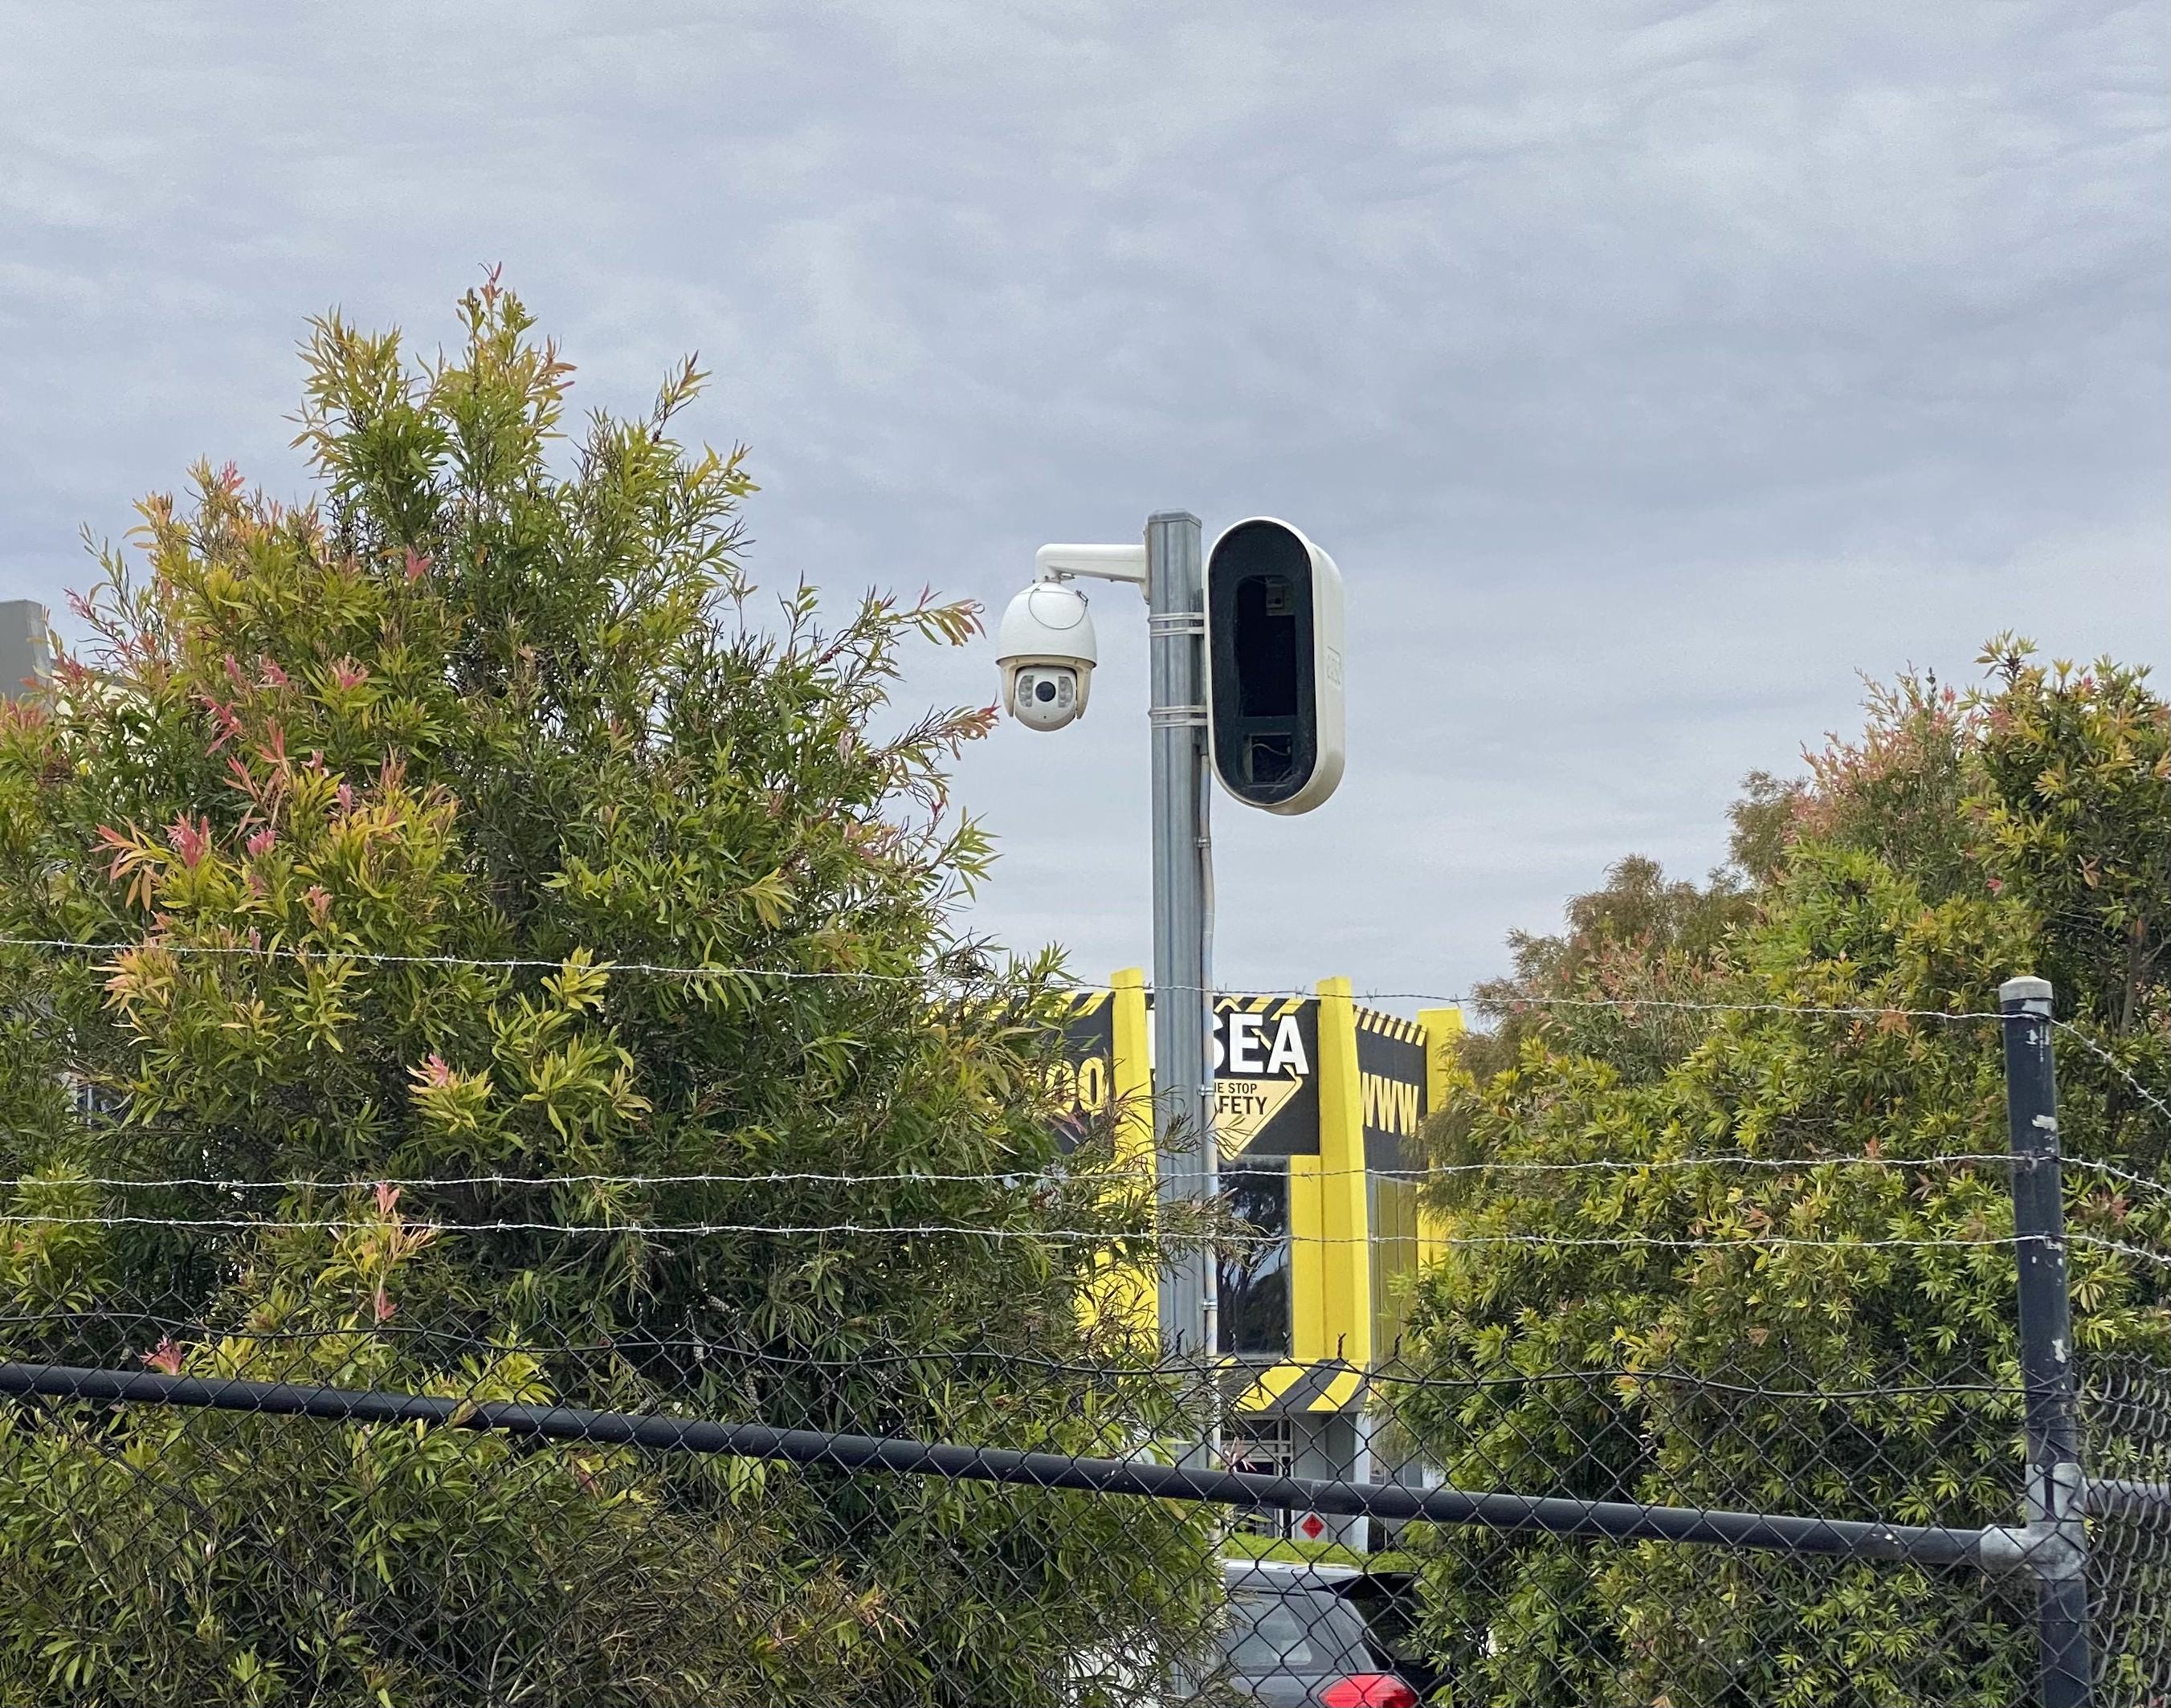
[1216, 1559, 1435, 1706]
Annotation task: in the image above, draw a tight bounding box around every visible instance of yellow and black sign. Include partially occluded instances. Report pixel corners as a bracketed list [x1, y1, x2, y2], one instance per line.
[1210, 995, 1319, 1159]
[1355, 1008, 1426, 1173]
[1355, 1007, 1428, 1355]
[1053, 989, 1118, 1139]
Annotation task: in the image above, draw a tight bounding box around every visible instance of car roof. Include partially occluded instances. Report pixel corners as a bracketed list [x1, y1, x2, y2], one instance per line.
[1222, 1557, 1363, 1588]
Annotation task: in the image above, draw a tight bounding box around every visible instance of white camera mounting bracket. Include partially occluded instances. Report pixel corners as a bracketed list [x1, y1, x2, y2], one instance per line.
[1033, 542, 1149, 599]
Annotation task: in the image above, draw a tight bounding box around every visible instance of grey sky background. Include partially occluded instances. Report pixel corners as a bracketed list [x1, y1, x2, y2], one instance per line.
[3, 2, 2165, 1009]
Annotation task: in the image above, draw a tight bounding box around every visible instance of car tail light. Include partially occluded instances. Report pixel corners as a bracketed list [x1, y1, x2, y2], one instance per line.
[1320, 1674, 1419, 1707]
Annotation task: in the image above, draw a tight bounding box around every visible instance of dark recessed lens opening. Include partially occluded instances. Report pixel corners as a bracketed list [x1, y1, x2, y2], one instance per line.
[1246, 733, 1294, 785]
[1234, 574, 1300, 717]
[1034, 679, 1056, 703]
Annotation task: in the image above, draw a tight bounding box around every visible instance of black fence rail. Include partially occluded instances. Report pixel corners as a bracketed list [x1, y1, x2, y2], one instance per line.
[0, 1355, 2014, 1563]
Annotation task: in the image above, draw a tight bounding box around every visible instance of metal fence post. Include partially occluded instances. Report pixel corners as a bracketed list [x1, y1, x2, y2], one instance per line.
[1145, 511, 1218, 1484]
[2000, 974, 2093, 1707]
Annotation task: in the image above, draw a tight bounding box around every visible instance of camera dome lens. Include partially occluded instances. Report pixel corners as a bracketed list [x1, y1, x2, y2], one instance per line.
[1034, 679, 1057, 703]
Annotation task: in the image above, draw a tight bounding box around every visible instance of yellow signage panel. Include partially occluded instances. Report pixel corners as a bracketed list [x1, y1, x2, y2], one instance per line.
[1214, 1076, 1304, 1156]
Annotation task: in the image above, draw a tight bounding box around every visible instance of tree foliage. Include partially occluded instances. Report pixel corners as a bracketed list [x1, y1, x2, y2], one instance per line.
[0, 279, 1212, 1706]
[1400, 645, 2170, 1704]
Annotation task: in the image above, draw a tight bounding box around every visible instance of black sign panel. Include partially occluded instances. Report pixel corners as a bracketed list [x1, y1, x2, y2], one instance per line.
[1354, 1009, 1426, 1176]
[1052, 992, 1117, 1148]
[1357, 1007, 1428, 1356]
[1210, 996, 1319, 1159]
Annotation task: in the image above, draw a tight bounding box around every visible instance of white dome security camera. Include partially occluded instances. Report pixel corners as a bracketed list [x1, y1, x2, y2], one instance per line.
[997, 581, 1097, 732]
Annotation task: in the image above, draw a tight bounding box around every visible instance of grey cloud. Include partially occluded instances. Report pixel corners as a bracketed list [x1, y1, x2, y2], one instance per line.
[0, 0, 2161, 1007]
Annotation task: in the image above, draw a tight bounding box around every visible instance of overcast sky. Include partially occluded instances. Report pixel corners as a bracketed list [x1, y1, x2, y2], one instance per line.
[3, 2, 2164, 1009]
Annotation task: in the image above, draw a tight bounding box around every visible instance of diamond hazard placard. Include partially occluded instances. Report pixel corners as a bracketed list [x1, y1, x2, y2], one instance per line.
[1215, 1076, 1304, 1156]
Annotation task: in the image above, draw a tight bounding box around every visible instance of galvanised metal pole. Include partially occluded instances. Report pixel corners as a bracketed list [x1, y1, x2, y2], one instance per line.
[1145, 511, 1217, 1394]
[2001, 974, 2093, 1708]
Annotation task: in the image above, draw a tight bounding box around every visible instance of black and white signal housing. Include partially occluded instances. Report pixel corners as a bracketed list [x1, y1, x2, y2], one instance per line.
[1205, 517, 1345, 814]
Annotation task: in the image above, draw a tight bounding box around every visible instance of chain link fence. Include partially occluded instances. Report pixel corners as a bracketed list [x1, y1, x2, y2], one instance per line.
[0, 1306, 2165, 1703]
[2082, 1357, 2171, 1703]
[0, 969, 2162, 1704]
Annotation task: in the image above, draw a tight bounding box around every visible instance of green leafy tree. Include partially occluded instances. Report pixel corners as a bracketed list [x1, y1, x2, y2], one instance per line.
[1451, 846, 1755, 1090]
[1398, 646, 2169, 1704]
[0, 279, 1214, 1706]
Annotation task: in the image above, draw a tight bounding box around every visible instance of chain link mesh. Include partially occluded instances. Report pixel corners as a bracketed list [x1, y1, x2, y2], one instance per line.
[2082, 1355, 2171, 1702]
[2, 1285, 2165, 1705]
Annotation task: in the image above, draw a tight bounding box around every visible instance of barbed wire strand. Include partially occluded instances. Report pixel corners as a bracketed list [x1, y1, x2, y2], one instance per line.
[2055, 1020, 2171, 1122]
[0, 934, 2017, 1021]
[0, 1208, 2163, 1267]
[0, 1310, 2031, 1399]
[0, 1152, 2041, 1196]
[2065, 1153, 2171, 1204]
[0, 1327, 2038, 1408]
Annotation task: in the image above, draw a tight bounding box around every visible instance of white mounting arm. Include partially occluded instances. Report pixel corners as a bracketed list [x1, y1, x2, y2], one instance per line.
[1034, 542, 1150, 599]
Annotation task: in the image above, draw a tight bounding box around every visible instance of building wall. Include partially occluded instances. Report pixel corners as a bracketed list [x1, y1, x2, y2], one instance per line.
[0, 601, 51, 700]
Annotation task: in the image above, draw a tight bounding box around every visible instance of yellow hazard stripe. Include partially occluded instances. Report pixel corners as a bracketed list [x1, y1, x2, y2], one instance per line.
[1234, 1361, 1310, 1413]
[1354, 1007, 1423, 1044]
